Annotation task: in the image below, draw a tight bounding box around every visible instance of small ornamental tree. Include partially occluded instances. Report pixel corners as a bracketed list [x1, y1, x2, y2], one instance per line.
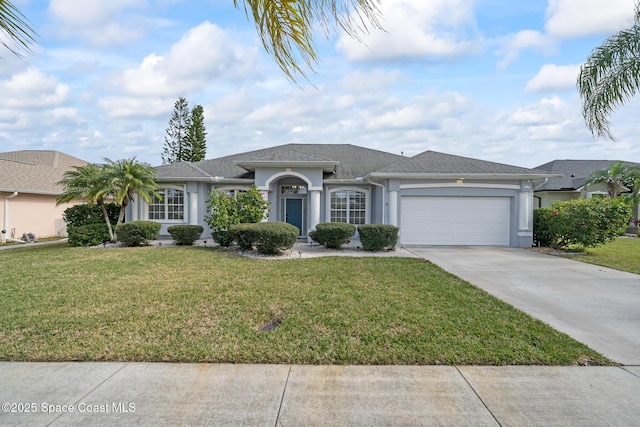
[204, 185, 269, 246]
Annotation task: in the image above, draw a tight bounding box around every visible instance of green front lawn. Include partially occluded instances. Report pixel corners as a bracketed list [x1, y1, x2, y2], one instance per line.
[575, 237, 640, 275]
[0, 244, 612, 365]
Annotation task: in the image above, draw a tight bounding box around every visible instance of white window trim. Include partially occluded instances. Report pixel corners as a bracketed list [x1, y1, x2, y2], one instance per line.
[325, 187, 370, 225]
[586, 191, 608, 199]
[212, 186, 251, 197]
[147, 184, 187, 223]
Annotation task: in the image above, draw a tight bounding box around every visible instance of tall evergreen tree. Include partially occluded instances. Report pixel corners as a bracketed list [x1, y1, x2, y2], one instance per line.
[162, 97, 191, 164]
[187, 104, 207, 162]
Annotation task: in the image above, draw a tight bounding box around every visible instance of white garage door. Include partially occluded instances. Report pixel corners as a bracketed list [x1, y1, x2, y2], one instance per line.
[401, 196, 511, 246]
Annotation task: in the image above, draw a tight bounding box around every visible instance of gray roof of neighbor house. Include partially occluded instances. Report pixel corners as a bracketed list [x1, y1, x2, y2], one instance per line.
[534, 159, 640, 191]
[0, 150, 89, 195]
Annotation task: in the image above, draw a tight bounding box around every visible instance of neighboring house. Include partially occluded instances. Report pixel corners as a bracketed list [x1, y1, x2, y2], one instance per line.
[533, 160, 640, 221]
[0, 150, 88, 242]
[130, 144, 557, 247]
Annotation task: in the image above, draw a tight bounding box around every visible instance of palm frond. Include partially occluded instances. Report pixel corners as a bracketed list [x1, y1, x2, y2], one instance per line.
[577, 2, 640, 139]
[235, 0, 381, 82]
[0, 0, 37, 57]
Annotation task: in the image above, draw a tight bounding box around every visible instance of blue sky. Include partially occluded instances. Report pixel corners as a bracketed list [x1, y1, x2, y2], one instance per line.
[1, 0, 639, 168]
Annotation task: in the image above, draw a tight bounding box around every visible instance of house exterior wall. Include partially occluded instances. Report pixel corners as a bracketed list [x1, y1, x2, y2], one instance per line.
[534, 191, 579, 208]
[138, 173, 537, 247]
[0, 193, 78, 239]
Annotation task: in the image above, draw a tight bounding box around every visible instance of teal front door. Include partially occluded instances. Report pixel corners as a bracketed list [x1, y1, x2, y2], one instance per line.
[285, 199, 303, 235]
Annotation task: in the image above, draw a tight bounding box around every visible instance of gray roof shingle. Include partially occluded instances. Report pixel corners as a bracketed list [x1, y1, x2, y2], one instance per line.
[0, 150, 88, 194]
[374, 150, 551, 176]
[157, 144, 405, 180]
[534, 159, 640, 191]
[155, 144, 555, 182]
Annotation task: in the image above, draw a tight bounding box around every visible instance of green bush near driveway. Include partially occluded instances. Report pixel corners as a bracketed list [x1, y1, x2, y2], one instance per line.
[533, 198, 632, 249]
[116, 221, 161, 247]
[167, 225, 204, 245]
[358, 224, 399, 251]
[309, 222, 356, 249]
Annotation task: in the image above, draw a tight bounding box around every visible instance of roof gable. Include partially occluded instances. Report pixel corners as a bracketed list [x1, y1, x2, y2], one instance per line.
[157, 144, 405, 180]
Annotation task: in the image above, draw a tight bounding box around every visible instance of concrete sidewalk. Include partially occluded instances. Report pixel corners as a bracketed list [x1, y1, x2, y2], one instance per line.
[1, 362, 639, 426]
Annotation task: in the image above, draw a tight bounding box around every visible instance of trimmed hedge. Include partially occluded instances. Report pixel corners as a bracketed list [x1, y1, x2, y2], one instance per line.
[358, 224, 399, 251]
[63, 203, 119, 228]
[229, 223, 260, 250]
[67, 223, 111, 247]
[308, 222, 355, 249]
[230, 222, 298, 254]
[167, 225, 204, 245]
[255, 222, 299, 254]
[116, 221, 161, 247]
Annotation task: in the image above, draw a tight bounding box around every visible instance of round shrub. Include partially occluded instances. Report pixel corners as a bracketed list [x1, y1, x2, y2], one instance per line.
[358, 224, 399, 251]
[308, 222, 355, 249]
[67, 223, 111, 247]
[116, 221, 161, 247]
[253, 222, 299, 254]
[167, 225, 204, 245]
[229, 223, 261, 250]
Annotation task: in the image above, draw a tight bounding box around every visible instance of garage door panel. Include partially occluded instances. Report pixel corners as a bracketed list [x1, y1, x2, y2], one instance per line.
[401, 197, 510, 246]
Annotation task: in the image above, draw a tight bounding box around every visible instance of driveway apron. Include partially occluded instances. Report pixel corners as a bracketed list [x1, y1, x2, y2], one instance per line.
[405, 247, 640, 365]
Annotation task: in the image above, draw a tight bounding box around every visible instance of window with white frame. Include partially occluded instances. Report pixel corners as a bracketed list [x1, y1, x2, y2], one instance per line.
[148, 187, 185, 221]
[330, 190, 366, 225]
[222, 188, 247, 198]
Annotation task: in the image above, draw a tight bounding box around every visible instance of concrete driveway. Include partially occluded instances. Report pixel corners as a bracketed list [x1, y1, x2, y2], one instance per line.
[405, 247, 640, 365]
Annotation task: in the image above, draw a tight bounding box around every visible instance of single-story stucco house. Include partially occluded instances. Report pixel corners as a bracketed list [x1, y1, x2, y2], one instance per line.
[533, 159, 640, 221]
[128, 144, 559, 247]
[0, 150, 88, 242]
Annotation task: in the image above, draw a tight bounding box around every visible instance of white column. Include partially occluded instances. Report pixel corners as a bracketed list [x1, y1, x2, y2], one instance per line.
[309, 190, 321, 230]
[131, 193, 139, 221]
[189, 192, 198, 225]
[260, 190, 269, 222]
[388, 190, 399, 227]
[519, 191, 532, 231]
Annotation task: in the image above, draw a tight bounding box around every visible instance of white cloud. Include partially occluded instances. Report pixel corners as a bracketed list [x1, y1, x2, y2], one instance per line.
[112, 22, 259, 98]
[337, 0, 481, 62]
[496, 30, 556, 68]
[545, 0, 635, 38]
[98, 96, 174, 119]
[47, 0, 147, 47]
[525, 64, 581, 92]
[0, 68, 69, 109]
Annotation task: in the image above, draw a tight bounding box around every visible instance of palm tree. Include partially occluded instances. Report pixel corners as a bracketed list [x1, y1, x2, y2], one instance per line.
[584, 161, 638, 198]
[0, 0, 36, 57]
[577, 2, 640, 140]
[56, 163, 116, 241]
[103, 158, 160, 226]
[2, 0, 381, 82]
